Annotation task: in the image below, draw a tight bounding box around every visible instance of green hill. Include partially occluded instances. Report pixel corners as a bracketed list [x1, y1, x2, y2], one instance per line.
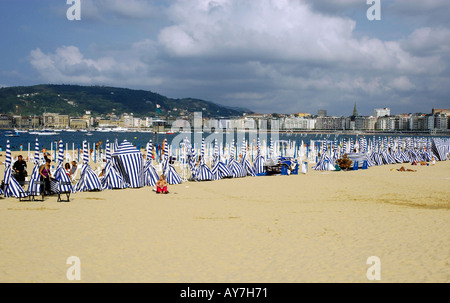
[0, 84, 252, 118]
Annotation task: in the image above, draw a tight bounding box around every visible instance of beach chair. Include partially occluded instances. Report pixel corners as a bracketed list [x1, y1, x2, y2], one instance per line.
[70, 166, 79, 183]
[362, 160, 368, 170]
[291, 161, 299, 175]
[353, 160, 359, 171]
[57, 181, 72, 202]
[20, 181, 45, 202]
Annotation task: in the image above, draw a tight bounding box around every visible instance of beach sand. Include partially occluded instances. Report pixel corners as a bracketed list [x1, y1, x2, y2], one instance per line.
[0, 151, 449, 283]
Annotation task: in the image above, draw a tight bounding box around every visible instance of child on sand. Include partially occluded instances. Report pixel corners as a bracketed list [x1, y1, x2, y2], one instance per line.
[156, 175, 168, 194]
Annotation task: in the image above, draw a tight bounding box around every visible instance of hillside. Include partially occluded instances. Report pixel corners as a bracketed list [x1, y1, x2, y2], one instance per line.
[0, 84, 252, 118]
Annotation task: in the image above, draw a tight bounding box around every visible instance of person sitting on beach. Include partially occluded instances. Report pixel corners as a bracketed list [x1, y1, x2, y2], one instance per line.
[65, 163, 71, 177]
[70, 161, 77, 175]
[156, 175, 168, 194]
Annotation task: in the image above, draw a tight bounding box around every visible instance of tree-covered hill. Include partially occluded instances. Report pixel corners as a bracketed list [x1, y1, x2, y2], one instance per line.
[0, 84, 252, 118]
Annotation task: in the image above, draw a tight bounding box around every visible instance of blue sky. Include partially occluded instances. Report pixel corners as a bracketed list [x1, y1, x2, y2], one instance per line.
[1, 0, 449, 116]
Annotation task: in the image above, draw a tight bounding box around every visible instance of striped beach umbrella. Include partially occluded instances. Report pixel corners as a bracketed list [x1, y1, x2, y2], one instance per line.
[143, 140, 160, 187]
[74, 140, 102, 192]
[240, 139, 255, 176]
[52, 140, 73, 194]
[253, 138, 265, 176]
[112, 140, 144, 188]
[101, 140, 127, 190]
[227, 140, 246, 178]
[27, 138, 43, 197]
[211, 139, 231, 180]
[196, 138, 212, 181]
[162, 139, 182, 185]
[2, 140, 27, 198]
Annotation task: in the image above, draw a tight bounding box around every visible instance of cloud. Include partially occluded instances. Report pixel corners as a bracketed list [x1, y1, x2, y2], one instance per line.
[80, 0, 163, 21]
[27, 0, 450, 115]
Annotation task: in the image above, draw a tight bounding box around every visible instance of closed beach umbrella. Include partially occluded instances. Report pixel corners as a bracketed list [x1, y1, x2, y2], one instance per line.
[74, 140, 102, 192]
[162, 139, 182, 185]
[184, 138, 198, 181]
[240, 139, 255, 176]
[196, 138, 212, 181]
[211, 139, 231, 180]
[227, 140, 246, 178]
[253, 137, 265, 176]
[53, 140, 73, 193]
[27, 137, 43, 196]
[143, 140, 160, 187]
[2, 140, 27, 198]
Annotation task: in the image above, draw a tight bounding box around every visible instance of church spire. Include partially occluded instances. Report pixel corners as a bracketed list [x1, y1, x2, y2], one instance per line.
[353, 102, 358, 117]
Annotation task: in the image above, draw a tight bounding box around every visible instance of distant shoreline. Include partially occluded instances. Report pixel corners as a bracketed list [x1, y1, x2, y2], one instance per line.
[1, 128, 449, 137]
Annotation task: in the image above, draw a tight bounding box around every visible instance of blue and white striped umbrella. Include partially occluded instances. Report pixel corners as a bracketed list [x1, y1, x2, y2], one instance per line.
[240, 139, 255, 176]
[227, 140, 246, 178]
[211, 139, 231, 180]
[112, 140, 144, 188]
[432, 138, 450, 161]
[53, 140, 73, 193]
[101, 140, 127, 190]
[253, 138, 265, 175]
[196, 138, 212, 181]
[27, 138, 43, 197]
[2, 140, 27, 198]
[74, 140, 102, 192]
[313, 151, 335, 171]
[143, 140, 160, 187]
[183, 138, 199, 181]
[162, 139, 182, 185]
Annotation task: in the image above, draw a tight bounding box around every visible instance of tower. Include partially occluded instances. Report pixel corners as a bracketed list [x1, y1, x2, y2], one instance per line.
[353, 102, 358, 117]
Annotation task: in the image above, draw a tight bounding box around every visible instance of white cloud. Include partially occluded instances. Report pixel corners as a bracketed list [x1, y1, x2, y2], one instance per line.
[26, 0, 450, 114]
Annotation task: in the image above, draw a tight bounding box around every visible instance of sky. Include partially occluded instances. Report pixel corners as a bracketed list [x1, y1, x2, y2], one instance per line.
[0, 0, 449, 116]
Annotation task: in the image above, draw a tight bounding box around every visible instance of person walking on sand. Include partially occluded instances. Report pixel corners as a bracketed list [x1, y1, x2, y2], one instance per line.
[156, 175, 168, 194]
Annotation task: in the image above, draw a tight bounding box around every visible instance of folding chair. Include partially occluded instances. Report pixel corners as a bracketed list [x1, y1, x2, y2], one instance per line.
[362, 160, 368, 170]
[57, 181, 72, 202]
[353, 160, 359, 171]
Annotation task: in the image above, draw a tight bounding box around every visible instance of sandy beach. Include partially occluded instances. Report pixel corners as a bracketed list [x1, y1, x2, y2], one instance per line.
[0, 150, 449, 283]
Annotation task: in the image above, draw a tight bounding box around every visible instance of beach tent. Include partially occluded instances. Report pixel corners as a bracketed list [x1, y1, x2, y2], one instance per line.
[143, 140, 160, 187]
[162, 139, 182, 185]
[211, 139, 231, 180]
[240, 139, 256, 177]
[52, 140, 73, 194]
[101, 140, 127, 190]
[431, 138, 450, 161]
[26, 138, 43, 197]
[196, 138, 212, 181]
[253, 138, 265, 176]
[112, 140, 144, 188]
[227, 140, 246, 178]
[74, 140, 102, 192]
[184, 139, 199, 181]
[2, 140, 27, 198]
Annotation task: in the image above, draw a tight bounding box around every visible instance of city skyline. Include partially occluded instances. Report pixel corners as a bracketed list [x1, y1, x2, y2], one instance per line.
[1, 1, 450, 116]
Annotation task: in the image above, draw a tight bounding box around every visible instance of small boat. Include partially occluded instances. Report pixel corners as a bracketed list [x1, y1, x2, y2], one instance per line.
[85, 132, 94, 136]
[30, 131, 59, 136]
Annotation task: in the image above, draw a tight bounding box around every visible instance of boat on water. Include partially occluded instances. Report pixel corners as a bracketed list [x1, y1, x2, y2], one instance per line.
[111, 127, 129, 132]
[85, 132, 94, 136]
[29, 131, 60, 136]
